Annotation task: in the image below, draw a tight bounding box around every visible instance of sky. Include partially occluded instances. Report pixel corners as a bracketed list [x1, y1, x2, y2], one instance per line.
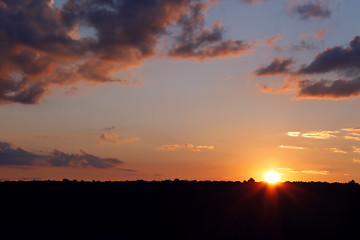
[1, 0, 360, 182]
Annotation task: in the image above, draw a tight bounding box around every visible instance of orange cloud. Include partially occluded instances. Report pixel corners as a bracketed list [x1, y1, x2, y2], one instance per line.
[312, 29, 328, 41]
[259, 34, 284, 51]
[160, 144, 214, 152]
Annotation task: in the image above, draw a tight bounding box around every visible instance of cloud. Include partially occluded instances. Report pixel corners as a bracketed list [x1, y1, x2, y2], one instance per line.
[278, 167, 329, 175]
[353, 159, 360, 163]
[330, 148, 347, 154]
[297, 77, 360, 99]
[291, 40, 316, 51]
[287, 130, 338, 139]
[258, 75, 309, 95]
[353, 147, 360, 153]
[0, 142, 46, 166]
[49, 149, 123, 168]
[292, 2, 331, 20]
[296, 36, 360, 100]
[302, 131, 338, 139]
[301, 170, 329, 175]
[103, 126, 116, 131]
[168, 7, 253, 60]
[292, 29, 328, 51]
[0, 141, 129, 169]
[260, 34, 284, 51]
[287, 132, 301, 137]
[345, 135, 360, 141]
[255, 58, 295, 76]
[279, 145, 305, 150]
[240, 0, 266, 5]
[311, 29, 328, 41]
[342, 128, 360, 132]
[299, 36, 360, 75]
[160, 144, 214, 152]
[0, 0, 250, 104]
[96, 133, 140, 145]
[260, 36, 360, 99]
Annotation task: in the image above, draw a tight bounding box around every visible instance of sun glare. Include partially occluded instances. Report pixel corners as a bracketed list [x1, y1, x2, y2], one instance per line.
[264, 171, 280, 183]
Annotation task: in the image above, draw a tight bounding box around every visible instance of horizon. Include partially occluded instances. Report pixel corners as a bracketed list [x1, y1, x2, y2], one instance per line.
[1, 0, 360, 183]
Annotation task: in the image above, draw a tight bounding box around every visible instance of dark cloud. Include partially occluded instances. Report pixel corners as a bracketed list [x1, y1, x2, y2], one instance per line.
[0, 141, 129, 169]
[292, 3, 331, 20]
[259, 36, 360, 99]
[49, 149, 124, 168]
[293, 36, 360, 99]
[0, 142, 45, 166]
[0, 0, 249, 104]
[300, 36, 360, 75]
[167, 2, 252, 59]
[255, 58, 295, 76]
[297, 77, 360, 99]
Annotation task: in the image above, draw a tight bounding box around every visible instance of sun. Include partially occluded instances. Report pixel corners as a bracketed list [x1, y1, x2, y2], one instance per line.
[264, 171, 281, 183]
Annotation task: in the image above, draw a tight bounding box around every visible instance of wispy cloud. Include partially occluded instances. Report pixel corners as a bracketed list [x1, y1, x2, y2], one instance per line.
[301, 170, 329, 175]
[291, 29, 328, 51]
[287, 132, 301, 137]
[330, 148, 347, 154]
[311, 29, 328, 41]
[160, 144, 214, 152]
[278, 167, 329, 175]
[0, 141, 131, 169]
[96, 133, 140, 145]
[342, 128, 360, 132]
[279, 145, 305, 150]
[353, 159, 360, 163]
[302, 131, 338, 139]
[287, 130, 338, 139]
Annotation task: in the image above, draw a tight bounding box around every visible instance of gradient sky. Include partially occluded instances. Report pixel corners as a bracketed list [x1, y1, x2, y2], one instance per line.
[1, 0, 360, 182]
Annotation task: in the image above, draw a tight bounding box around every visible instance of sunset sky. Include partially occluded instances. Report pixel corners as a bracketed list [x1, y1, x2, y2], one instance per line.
[1, 0, 360, 182]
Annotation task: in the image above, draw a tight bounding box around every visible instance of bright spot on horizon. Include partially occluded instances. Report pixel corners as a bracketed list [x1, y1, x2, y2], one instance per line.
[264, 171, 281, 183]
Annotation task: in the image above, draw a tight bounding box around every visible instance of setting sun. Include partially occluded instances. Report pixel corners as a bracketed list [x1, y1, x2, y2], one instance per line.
[264, 171, 281, 183]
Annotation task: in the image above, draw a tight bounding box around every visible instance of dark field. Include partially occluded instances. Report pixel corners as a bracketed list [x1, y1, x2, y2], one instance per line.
[1, 180, 359, 240]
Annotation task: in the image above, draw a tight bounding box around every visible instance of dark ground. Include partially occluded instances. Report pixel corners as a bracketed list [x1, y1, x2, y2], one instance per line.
[1, 179, 359, 240]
